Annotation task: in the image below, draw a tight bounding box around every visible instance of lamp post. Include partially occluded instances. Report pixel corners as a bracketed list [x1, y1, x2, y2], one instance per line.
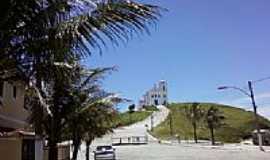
[218, 81, 264, 151]
[150, 114, 154, 131]
[169, 112, 173, 137]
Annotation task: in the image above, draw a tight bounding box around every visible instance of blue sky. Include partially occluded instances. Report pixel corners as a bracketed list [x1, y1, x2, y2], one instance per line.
[85, 0, 270, 117]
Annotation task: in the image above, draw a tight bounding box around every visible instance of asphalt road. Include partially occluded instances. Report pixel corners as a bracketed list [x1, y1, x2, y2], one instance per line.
[78, 142, 270, 160]
[111, 143, 270, 160]
[92, 105, 170, 145]
[77, 105, 270, 160]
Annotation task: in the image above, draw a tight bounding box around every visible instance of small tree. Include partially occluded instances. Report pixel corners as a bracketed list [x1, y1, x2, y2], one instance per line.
[128, 104, 136, 113]
[205, 106, 225, 145]
[63, 67, 122, 160]
[83, 104, 117, 160]
[128, 104, 136, 123]
[184, 103, 204, 143]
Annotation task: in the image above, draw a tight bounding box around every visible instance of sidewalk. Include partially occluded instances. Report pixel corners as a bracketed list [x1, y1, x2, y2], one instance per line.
[158, 139, 270, 152]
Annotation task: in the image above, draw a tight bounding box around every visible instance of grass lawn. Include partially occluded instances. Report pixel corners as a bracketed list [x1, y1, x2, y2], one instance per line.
[141, 105, 159, 111]
[151, 103, 270, 143]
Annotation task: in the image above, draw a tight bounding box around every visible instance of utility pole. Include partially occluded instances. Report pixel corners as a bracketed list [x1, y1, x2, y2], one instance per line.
[169, 112, 173, 137]
[248, 81, 264, 151]
[218, 76, 270, 151]
[150, 114, 154, 131]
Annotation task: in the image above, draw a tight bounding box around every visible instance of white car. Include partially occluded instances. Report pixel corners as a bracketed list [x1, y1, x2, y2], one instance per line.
[94, 145, 116, 160]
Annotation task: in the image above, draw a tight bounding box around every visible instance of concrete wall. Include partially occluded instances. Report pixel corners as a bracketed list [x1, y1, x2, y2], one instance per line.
[0, 137, 22, 160]
[0, 81, 29, 129]
[35, 139, 44, 160]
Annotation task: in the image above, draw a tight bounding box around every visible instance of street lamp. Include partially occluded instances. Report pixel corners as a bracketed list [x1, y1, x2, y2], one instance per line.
[218, 81, 264, 151]
[150, 114, 154, 131]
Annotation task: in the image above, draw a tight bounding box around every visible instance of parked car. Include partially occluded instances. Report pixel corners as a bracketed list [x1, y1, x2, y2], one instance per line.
[252, 129, 270, 146]
[94, 145, 116, 160]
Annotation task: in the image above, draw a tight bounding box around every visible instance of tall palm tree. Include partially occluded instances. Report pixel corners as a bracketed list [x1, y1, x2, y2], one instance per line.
[0, 0, 163, 116]
[0, 0, 163, 136]
[0, 1, 163, 124]
[0, 1, 163, 160]
[184, 103, 204, 143]
[0, 0, 163, 83]
[205, 106, 225, 145]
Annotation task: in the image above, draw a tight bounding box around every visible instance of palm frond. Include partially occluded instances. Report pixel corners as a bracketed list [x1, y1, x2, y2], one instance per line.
[57, 0, 164, 56]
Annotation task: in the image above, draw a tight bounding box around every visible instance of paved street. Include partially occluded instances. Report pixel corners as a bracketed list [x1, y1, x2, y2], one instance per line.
[92, 105, 170, 145]
[110, 143, 270, 160]
[77, 105, 270, 160]
[77, 142, 270, 160]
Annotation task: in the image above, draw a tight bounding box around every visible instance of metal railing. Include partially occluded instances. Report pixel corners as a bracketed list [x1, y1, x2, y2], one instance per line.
[112, 136, 148, 145]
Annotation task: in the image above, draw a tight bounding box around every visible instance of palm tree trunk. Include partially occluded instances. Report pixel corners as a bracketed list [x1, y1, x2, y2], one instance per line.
[48, 140, 58, 160]
[210, 126, 215, 145]
[193, 122, 198, 143]
[85, 140, 92, 160]
[72, 137, 81, 160]
[48, 116, 59, 160]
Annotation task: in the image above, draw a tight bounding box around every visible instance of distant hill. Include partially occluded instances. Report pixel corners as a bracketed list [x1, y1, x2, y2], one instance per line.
[151, 103, 270, 143]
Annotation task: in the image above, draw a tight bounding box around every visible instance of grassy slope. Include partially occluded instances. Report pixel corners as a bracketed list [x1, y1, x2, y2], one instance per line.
[152, 103, 270, 143]
[142, 105, 159, 111]
[113, 111, 152, 127]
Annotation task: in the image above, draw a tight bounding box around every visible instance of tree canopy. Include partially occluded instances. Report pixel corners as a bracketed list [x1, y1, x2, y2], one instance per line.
[0, 1, 163, 160]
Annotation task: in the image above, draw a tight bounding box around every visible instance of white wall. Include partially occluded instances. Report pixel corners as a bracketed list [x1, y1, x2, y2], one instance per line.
[35, 138, 44, 160]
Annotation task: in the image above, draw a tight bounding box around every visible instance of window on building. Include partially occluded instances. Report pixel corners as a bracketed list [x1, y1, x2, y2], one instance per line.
[163, 86, 166, 91]
[151, 95, 154, 98]
[163, 94, 166, 98]
[158, 94, 160, 98]
[0, 81, 3, 97]
[13, 85, 17, 99]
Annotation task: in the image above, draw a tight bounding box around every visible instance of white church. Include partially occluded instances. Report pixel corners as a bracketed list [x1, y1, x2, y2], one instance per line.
[138, 80, 168, 107]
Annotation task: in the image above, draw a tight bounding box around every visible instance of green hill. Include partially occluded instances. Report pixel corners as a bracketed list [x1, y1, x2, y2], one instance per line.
[113, 105, 158, 127]
[151, 103, 270, 143]
[113, 111, 152, 127]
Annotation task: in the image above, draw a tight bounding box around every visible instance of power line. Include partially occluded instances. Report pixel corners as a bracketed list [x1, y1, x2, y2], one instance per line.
[252, 76, 270, 84]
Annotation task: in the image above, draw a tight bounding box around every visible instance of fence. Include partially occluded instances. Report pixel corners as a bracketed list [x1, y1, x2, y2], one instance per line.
[112, 136, 148, 145]
[44, 144, 70, 160]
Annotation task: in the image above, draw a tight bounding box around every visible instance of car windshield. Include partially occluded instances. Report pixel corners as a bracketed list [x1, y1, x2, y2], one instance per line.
[96, 146, 112, 151]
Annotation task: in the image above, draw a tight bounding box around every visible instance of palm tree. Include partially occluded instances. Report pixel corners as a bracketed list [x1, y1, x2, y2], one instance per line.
[61, 66, 123, 160]
[0, 1, 163, 160]
[184, 103, 204, 143]
[68, 94, 121, 160]
[0, 0, 163, 115]
[0, 0, 163, 82]
[27, 65, 122, 160]
[205, 106, 225, 145]
[83, 104, 117, 160]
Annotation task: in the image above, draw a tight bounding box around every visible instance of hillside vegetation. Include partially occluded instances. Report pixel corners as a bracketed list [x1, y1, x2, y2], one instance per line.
[141, 105, 159, 111]
[113, 105, 159, 127]
[152, 103, 270, 143]
[113, 111, 152, 127]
